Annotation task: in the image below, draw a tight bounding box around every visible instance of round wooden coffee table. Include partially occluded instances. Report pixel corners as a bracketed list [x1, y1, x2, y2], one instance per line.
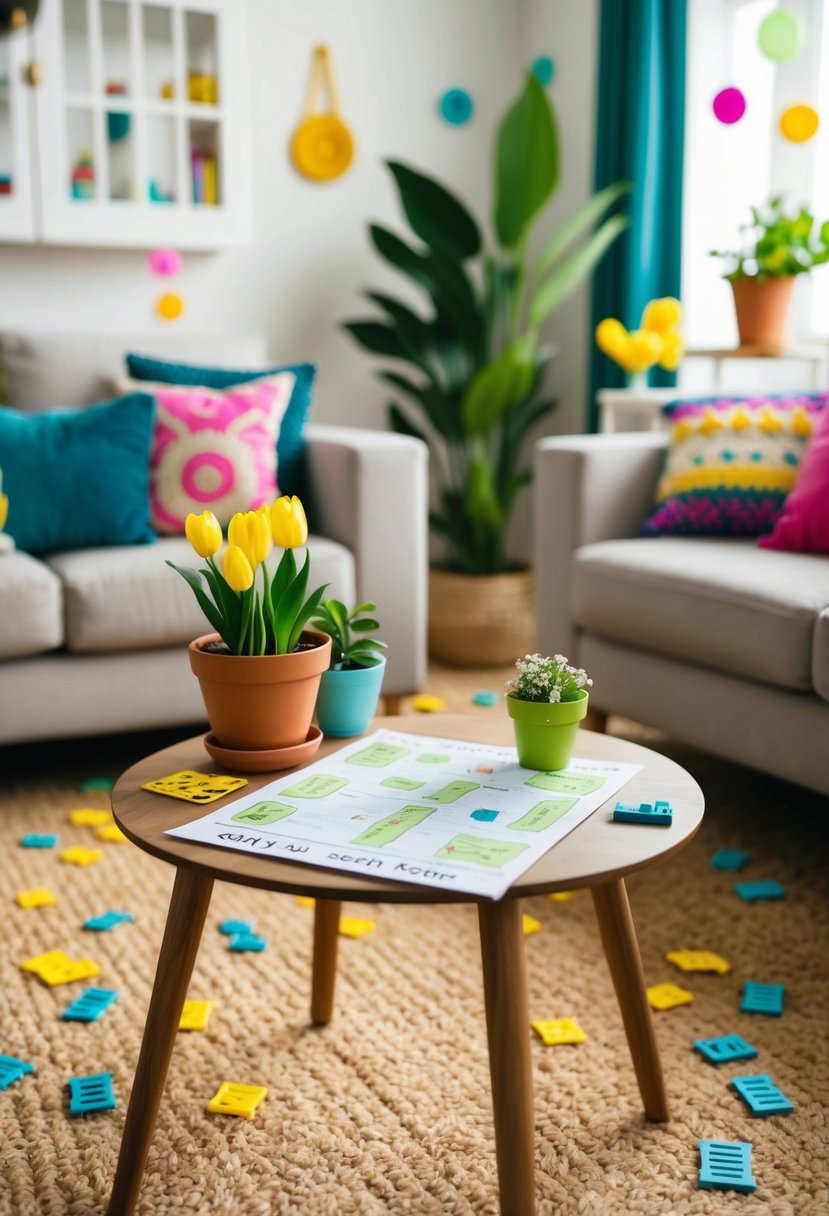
[106, 715, 704, 1216]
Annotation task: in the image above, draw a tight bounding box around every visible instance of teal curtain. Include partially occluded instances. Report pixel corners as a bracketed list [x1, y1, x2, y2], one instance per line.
[588, 0, 687, 430]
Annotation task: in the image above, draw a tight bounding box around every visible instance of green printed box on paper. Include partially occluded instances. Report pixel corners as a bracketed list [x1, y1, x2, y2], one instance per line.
[425, 780, 481, 804]
[435, 833, 528, 868]
[508, 799, 577, 832]
[281, 774, 350, 799]
[231, 801, 297, 826]
[416, 753, 450, 764]
[524, 772, 606, 796]
[352, 805, 436, 846]
[346, 743, 410, 768]
[381, 776, 425, 791]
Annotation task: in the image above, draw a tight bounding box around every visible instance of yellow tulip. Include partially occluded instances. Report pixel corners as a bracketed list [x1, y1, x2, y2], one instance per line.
[0, 492, 7, 532]
[185, 510, 222, 559]
[595, 317, 630, 363]
[658, 331, 684, 372]
[620, 329, 663, 374]
[270, 495, 308, 549]
[641, 297, 683, 335]
[228, 509, 273, 567]
[222, 544, 254, 592]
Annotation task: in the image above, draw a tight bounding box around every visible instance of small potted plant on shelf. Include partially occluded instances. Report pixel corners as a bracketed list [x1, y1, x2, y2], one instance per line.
[709, 196, 829, 346]
[311, 599, 387, 737]
[505, 653, 592, 771]
[167, 496, 331, 767]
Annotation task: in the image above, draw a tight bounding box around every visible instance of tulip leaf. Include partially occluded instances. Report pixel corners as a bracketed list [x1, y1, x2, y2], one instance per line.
[494, 74, 559, 250]
[530, 214, 629, 327]
[270, 548, 296, 621]
[287, 583, 330, 655]
[387, 160, 482, 260]
[274, 551, 309, 654]
[166, 562, 226, 643]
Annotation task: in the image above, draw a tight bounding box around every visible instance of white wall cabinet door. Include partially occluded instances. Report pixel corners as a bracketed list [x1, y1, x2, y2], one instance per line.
[1, 0, 249, 249]
[0, 29, 37, 241]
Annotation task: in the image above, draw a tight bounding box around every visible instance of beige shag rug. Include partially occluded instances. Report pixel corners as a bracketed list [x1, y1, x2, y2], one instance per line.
[1, 678, 827, 1215]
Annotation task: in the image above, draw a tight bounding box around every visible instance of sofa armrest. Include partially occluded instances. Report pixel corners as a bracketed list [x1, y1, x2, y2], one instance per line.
[305, 424, 428, 696]
[533, 432, 667, 658]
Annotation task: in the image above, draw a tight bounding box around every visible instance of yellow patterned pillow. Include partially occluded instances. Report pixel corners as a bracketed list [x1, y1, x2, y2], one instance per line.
[641, 393, 828, 536]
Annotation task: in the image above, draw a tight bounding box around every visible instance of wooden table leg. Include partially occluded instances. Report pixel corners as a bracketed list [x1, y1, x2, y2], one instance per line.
[107, 866, 214, 1216]
[591, 878, 669, 1122]
[478, 897, 536, 1216]
[310, 898, 341, 1025]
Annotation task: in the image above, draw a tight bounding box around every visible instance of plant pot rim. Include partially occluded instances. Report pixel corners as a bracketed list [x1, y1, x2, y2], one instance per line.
[326, 653, 387, 674]
[505, 689, 588, 724]
[190, 628, 331, 658]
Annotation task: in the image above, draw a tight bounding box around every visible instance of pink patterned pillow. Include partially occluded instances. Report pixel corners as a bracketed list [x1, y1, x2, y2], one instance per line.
[759, 403, 829, 554]
[120, 373, 294, 534]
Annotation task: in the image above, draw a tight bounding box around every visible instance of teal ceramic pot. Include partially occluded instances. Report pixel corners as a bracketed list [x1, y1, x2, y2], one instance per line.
[505, 690, 589, 770]
[315, 655, 386, 738]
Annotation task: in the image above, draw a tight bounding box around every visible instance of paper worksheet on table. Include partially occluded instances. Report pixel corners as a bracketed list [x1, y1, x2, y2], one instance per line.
[166, 729, 642, 899]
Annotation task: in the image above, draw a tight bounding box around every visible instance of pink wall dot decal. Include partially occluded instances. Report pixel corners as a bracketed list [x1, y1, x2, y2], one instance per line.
[713, 87, 746, 125]
[147, 248, 183, 277]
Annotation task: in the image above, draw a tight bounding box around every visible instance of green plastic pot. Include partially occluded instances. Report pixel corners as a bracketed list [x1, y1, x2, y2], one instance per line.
[505, 690, 589, 771]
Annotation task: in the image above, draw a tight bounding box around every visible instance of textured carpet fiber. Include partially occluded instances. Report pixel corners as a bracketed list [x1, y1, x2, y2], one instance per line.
[1, 690, 827, 1214]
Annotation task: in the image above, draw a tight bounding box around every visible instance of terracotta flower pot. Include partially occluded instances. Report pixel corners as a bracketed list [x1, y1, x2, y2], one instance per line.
[188, 629, 332, 751]
[730, 276, 795, 347]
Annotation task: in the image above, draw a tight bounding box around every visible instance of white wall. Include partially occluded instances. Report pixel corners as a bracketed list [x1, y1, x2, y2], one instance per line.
[0, 0, 603, 439]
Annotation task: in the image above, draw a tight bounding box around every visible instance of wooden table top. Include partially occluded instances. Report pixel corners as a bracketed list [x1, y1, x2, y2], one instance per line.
[111, 715, 705, 903]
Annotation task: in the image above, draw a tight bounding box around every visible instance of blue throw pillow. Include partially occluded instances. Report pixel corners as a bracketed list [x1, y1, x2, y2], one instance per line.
[125, 353, 317, 499]
[0, 393, 156, 554]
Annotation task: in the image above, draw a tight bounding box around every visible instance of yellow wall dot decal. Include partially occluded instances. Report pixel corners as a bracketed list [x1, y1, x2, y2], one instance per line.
[156, 292, 184, 321]
[780, 104, 819, 142]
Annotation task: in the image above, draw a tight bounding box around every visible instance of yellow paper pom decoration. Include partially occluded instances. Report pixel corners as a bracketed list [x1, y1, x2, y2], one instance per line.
[595, 317, 630, 363]
[641, 297, 683, 334]
[622, 329, 664, 373]
[596, 296, 683, 376]
[156, 292, 184, 321]
[658, 330, 684, 372]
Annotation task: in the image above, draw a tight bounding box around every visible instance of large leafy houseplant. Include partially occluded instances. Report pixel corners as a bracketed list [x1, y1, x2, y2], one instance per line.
[345, 74, 628, 575]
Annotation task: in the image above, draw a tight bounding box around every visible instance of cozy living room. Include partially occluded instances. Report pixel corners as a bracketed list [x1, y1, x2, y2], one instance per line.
[1, 1, 827, 1213]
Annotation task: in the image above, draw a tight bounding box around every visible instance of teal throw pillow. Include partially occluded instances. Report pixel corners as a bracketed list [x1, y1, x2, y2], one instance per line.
[0, 393, 157, 554]
[125, 353, 317, 499]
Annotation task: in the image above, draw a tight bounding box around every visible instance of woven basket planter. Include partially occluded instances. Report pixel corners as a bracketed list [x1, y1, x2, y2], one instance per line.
[428, 568, 536, 667]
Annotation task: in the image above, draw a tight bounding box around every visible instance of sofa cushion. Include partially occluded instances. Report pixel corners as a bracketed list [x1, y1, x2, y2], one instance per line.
[572, 537, 829, 692]
[0, 551, 63, 658]
[813, 609, 829, 703]
[0, 331, 267, 413]
[0, 394, 156, 555]
[45, 535, 356, 653]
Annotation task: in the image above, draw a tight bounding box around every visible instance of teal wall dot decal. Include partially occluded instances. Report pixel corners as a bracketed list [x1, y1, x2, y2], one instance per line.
[439, 87, 474, 126]
[531, 55, 555, 86]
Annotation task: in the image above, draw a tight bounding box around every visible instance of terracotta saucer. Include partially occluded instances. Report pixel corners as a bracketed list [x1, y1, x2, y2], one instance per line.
[203, 725, 323, 773]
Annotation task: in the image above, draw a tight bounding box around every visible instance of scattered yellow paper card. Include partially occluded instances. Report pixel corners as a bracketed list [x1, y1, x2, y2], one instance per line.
[21, 950, 100, 986]
[522, 914, 541, 936]
[69, 808, 113, 827]
[16, 888, 58, 909]
[180, 1000, 215, 1031]
[411, 694, 446, 713]
[531, 1018, 587, 1046]
[295, 896, 315, 908]
[665, 949, 731, 975]
[338, 916, 375, 939]
[21, 949, 70, 973]
[206, 1081, 267, 1118]
[60, 847, 103, 866]
[647, 982, 694, 1011]
[96, 824, 128, 843]
[548, 891, 577, 903]
[142, 770, 248, 803]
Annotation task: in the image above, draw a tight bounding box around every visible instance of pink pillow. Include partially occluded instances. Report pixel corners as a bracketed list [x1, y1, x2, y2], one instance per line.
[120, 373, 294, 534]
[759, 404, 829, 554]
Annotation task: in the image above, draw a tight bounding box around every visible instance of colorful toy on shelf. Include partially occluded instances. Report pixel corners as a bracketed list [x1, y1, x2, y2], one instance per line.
[595, 297, 683, 383]
[191, 147, 217, 205]
[70, 152, 95, 201]
[0, 174, 12, 195]
[188, 72, 217, 105]
[105, 82, 130, 143]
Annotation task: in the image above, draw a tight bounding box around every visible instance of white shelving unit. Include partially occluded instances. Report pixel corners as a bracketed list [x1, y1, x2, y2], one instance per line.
[0, 0, 249, 249]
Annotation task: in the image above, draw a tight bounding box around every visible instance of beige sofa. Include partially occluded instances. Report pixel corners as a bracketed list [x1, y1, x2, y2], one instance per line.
[0, 332, 428, 746]
[533, 432, 829, 796]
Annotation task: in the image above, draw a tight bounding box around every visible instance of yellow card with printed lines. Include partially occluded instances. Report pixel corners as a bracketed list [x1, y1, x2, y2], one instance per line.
[142, 770, 248, 803]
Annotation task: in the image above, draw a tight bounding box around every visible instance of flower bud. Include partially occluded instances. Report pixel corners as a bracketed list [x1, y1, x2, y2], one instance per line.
[185, 511, 222, 558]
[222, 544, 254, 592]
[270, 495, 308, 549]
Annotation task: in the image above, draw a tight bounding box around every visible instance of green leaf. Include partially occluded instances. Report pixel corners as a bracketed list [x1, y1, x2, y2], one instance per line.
[274, 551, 310, 654]
[386, 160, 482, 260]
[287, 583, 330, 654]
[166, 561, 227, 642]
[383, 376, 464, 441]
[343, 320, 408, 360]
[532, 180, 630, 280]
[495, 74, 559, 250]
[351, 601, 377, 615]
[464, 457, 502, 528]
[461, 342, 535, 436]
[529, 214, 628, 327]
[388, 402, 433, 447]
[350, 618, 380, 632]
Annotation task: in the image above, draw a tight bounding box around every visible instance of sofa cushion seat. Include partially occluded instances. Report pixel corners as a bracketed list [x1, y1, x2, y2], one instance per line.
[0, 551, 64, 658]
[572, 537, 829, 693]
[45, 536, 356, 653]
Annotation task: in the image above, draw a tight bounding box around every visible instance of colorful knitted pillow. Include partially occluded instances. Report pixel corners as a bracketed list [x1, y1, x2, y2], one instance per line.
[119, 373, 295, 535]
[641, 392, 829, 537]
[759, 403, 829, 554]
